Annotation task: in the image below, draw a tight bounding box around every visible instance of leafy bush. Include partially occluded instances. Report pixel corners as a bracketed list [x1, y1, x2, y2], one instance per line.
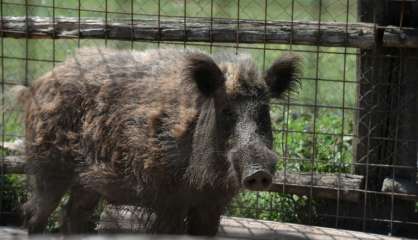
[0, 174, 27, 226]
[226, 191, 313, 223]
[273, 109, 353, 173]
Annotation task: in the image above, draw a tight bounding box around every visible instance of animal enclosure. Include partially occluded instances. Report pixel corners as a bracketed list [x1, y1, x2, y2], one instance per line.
[1, 0, 418, 238]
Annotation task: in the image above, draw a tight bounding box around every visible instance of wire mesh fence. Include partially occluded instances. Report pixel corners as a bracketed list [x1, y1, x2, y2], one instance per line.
[1, 0, 417, 238]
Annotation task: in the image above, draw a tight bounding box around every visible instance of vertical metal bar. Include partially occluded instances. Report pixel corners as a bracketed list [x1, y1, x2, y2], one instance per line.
[336, 0, 351, 228]
[52, 0, 56, 67]
[262, 0, 267, 71]
[209, 0, 214, 54]
[78, 0, 81, 48]
[389, 31, 403, 238]
[24, 0, 29, 86]
[285, 0, 296, 193]
[235, 0, 240, 54]
[361, 90, 373, 231]
[0, 0, 4, 217]
[131, 0, 134, 49]
[290, 0, 294, 50]
[361, 0, 378, 230]
[309, 0, 323, 224]
[105, 0, 108, 46]
[281, 0, 296, 201]
[157, 0, 161, 47]
[263, 0, 273, 216]
[184, 0, 187, 49]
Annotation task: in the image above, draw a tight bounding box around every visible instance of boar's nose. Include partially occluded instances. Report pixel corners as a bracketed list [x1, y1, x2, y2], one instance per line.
[243, 169, 273, 191]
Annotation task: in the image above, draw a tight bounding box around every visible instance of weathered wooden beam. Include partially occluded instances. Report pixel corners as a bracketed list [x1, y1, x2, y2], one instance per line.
[0, 221, 407, 240]
[1, 155, 363, 202]
[271, 171, 364, 202]
[0, 227, 27, 240]
[1, 156, 25, 174]
[1, 17, 418, 48]
[96, 206, 406, 240]
[218, 217, 406, 240]
[1, 139, 25, 153]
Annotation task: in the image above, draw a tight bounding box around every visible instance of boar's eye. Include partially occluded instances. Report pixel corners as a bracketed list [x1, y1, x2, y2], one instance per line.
[221, 107, 234, 117]
[219, 107, 237, 132]
[255, 104, 272, 137]
[222, 107, 237, 122]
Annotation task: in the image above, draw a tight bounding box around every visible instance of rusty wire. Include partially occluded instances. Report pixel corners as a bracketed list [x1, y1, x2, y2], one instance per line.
[0, 0, 417, 237]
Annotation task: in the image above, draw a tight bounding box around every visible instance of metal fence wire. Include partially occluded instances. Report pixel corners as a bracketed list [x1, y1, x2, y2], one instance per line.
[1, 0, 418, 238]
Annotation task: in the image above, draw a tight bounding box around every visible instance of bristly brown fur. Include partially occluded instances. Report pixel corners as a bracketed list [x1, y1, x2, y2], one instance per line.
[214, 52, 266, 98]
[18, 47, 301, 236]
[19, 47, 235, 235]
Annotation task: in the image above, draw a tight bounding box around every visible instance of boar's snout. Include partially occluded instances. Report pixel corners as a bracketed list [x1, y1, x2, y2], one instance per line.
[229, 145, 278, 191]
[242, 168, 273, 191]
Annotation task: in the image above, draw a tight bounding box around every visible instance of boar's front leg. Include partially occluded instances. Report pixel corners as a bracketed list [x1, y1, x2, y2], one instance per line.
[61, 185, 100, 234]
[147, 207, 188, 234]
[187, 203, 225, 236]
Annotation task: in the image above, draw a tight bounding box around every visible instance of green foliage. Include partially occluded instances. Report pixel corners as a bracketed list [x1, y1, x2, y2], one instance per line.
[226, 191, 313, 223]
[273, 109, 353, 173]
[0, 175, 26, 211]
[0, 104, 24, 143]
[0, 174, 27, 225]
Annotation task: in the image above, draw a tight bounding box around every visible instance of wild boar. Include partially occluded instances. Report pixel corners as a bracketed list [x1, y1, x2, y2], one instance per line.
[17, 48, 300, 235]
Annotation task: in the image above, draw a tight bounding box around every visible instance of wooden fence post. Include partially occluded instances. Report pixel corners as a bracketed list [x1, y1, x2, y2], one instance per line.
[354, 0, 418, 236]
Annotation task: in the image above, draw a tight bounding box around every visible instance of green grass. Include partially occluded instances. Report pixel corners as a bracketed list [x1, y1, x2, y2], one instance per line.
[1, 0, 358, 228]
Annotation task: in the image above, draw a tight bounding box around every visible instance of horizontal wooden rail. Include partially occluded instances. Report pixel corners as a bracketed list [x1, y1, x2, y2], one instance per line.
[271, 171, 363, 202]
[1, 155, 363, 202]
[1, 17, 418, 48]
[3, 153, 418, 201]
[2, 156, 25, 174]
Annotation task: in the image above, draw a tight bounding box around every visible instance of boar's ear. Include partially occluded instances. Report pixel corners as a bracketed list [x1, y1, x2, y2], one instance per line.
[264, 53, 301, 98]
[187, 53, 225, 97]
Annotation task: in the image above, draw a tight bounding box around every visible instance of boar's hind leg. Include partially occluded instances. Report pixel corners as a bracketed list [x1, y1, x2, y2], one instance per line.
[187, 205, 224, 236]
[23, 175, 72, 234]
[61, 185, 100, 234]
